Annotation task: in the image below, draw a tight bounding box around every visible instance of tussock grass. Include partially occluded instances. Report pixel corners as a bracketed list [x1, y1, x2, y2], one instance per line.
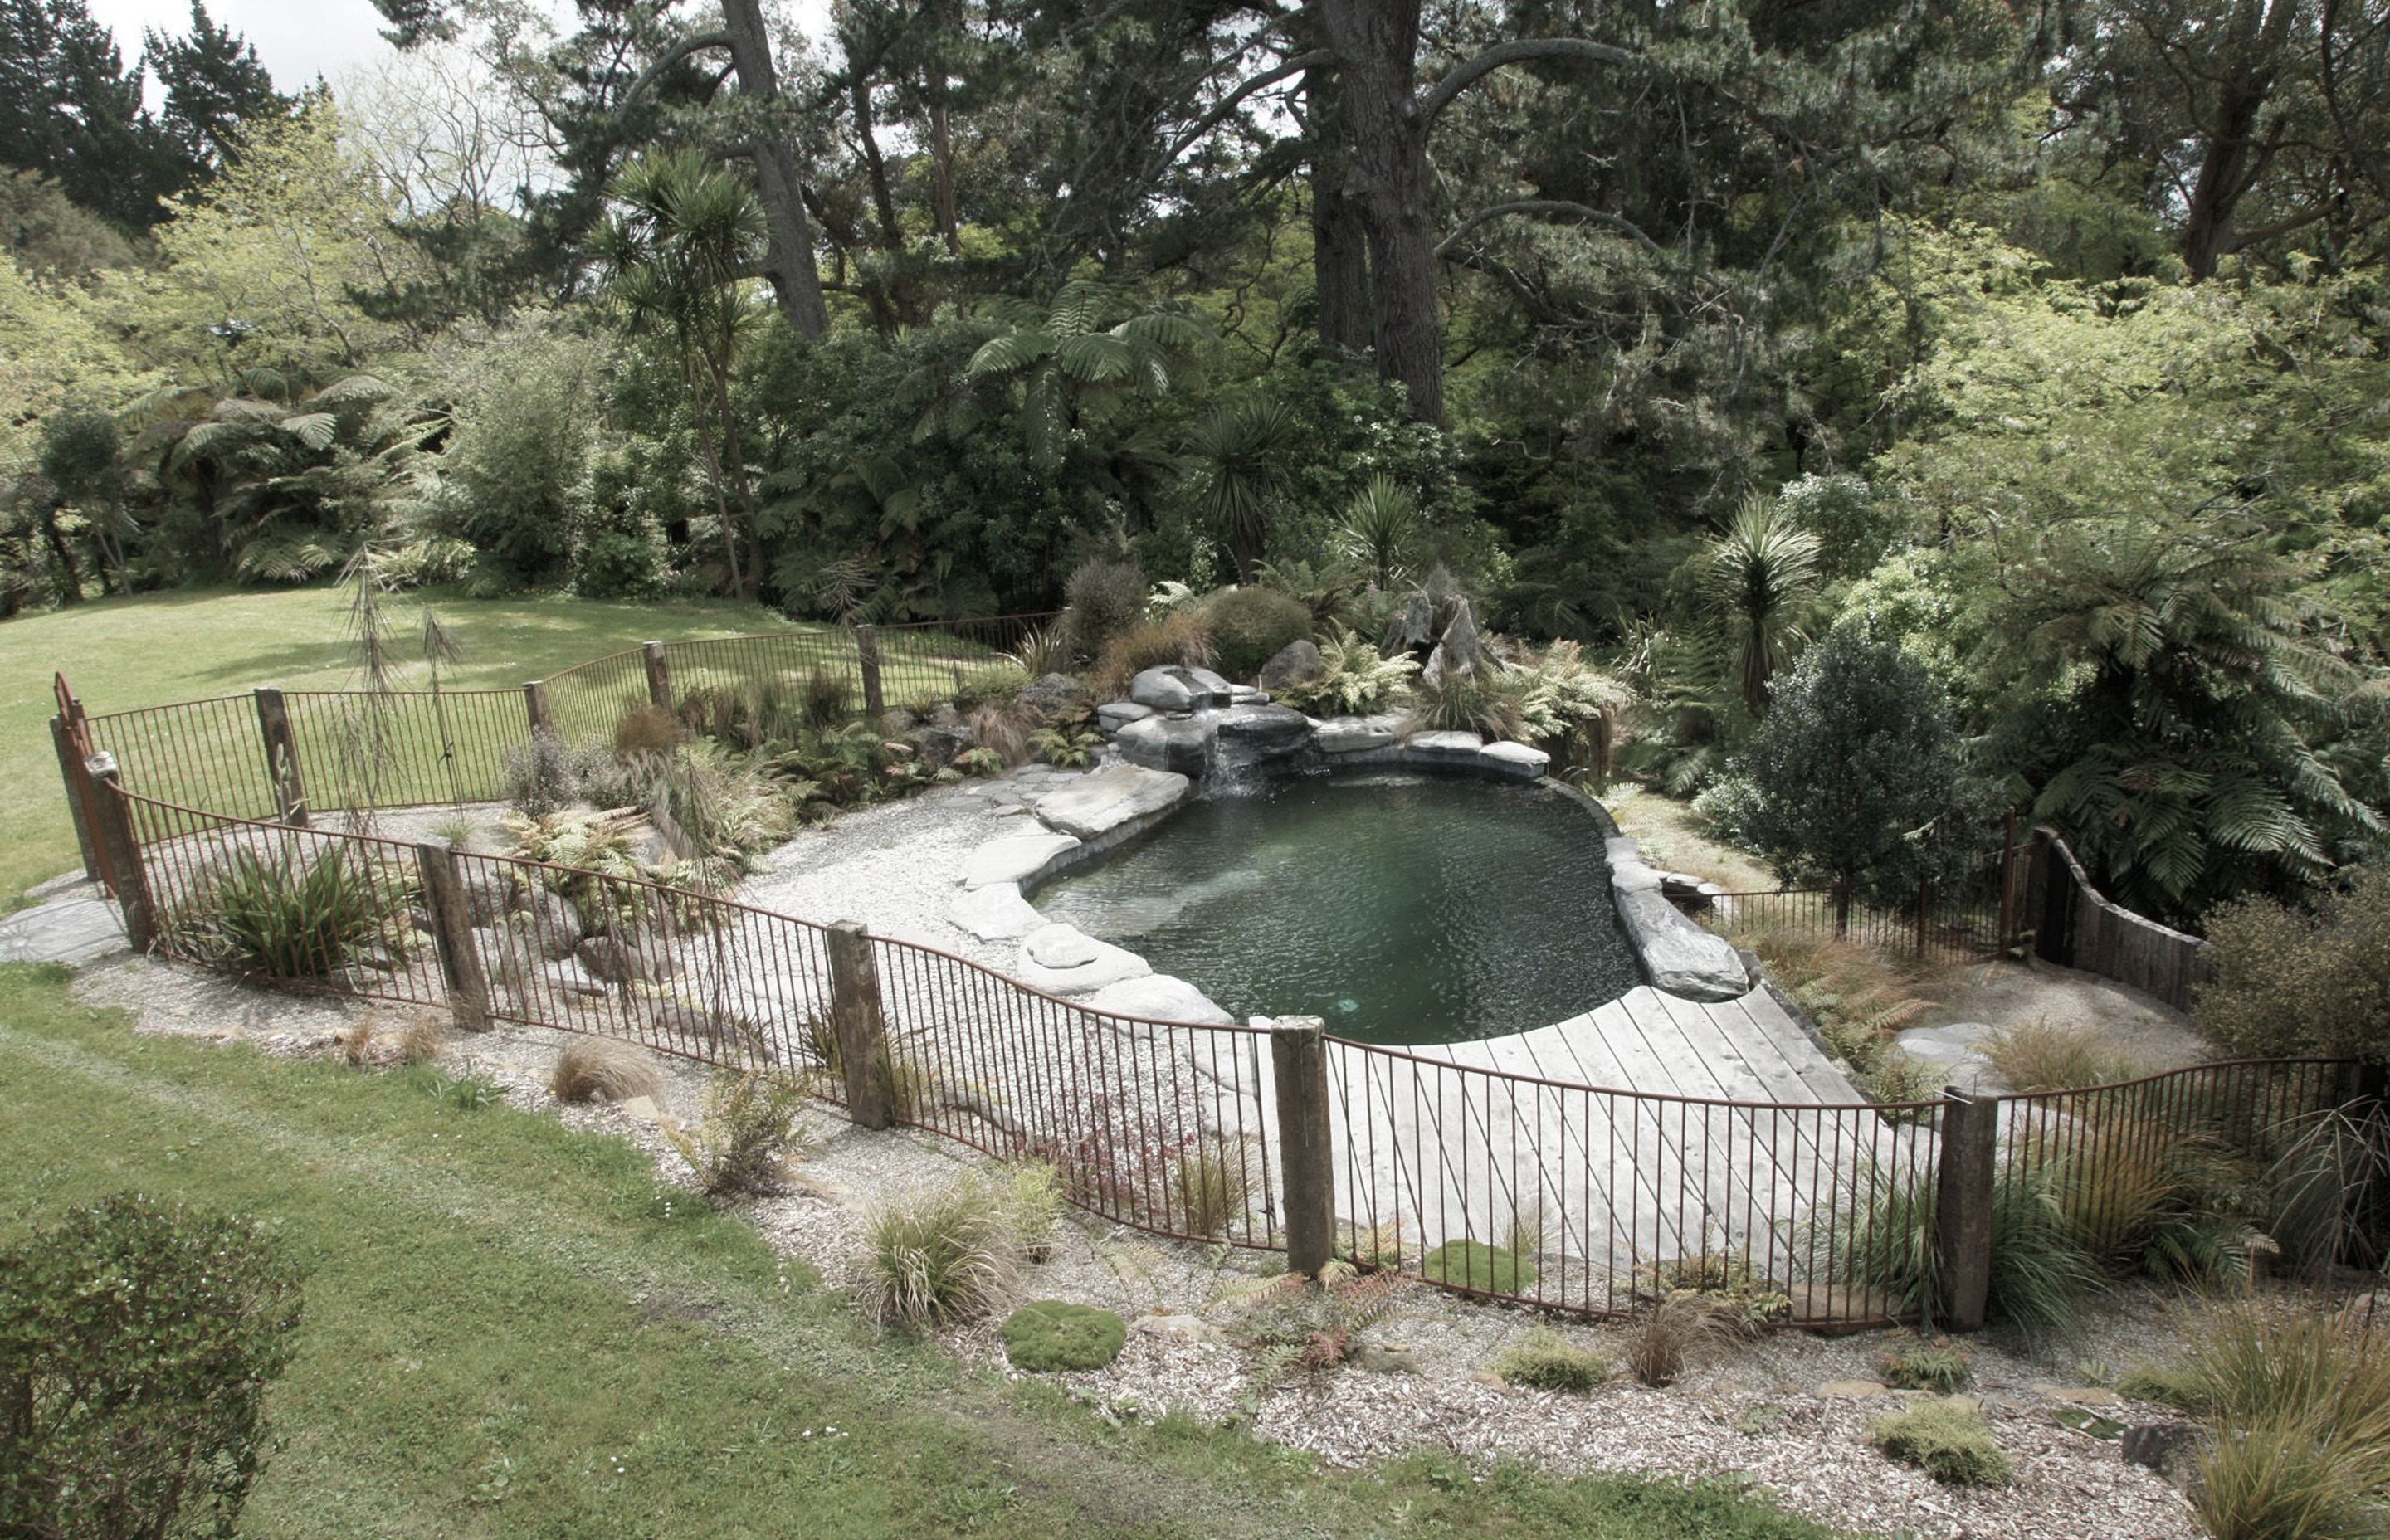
[1983, 1018, 2145, 1092]
[549, 1036, 663, 1104]
[857, 1176, 1018, 1328]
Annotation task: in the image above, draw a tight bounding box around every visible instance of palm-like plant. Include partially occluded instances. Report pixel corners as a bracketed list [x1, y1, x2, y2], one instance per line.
[1339, 475, 1419, 591]
[1185, 396, 1293, 582]
[1995, 528, 2379, 919]
[963, 277, 1210, 472]
[598, 151, 768, 601]
[1700, 495, 1822, 714]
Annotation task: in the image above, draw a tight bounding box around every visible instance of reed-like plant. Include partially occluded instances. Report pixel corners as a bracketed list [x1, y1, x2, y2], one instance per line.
[198, 845, 392, 980]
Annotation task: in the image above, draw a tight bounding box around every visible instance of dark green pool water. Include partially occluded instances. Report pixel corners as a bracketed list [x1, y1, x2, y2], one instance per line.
[1032, 772, 1641, 1045]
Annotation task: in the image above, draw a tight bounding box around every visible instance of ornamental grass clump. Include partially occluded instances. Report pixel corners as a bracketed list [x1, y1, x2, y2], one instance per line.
[1871, 1401, 2013, 1487]
[858, 1175, 1018, 1328]
[1983, 1018, 2145, 1092]
[549, 1037, 663, 1104]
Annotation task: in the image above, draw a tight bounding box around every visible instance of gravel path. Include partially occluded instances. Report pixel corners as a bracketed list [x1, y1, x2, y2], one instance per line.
[68, 950, 2212, 1540]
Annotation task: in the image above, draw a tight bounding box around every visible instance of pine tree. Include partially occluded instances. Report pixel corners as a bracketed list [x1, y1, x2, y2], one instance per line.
[149, 2, 290, 188]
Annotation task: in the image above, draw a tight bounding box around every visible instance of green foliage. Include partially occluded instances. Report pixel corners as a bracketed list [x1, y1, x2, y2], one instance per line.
[997, 1161, 1065, 1261]
[661, 1070, 810, 1201]
[1227, 1265, 1399, 1387]
[1186, 397, 1295, 582]
[1089, 610, 1216, 701]
[197, 844, 395, 980]
[422, 312, 607, 589]
[999, 1301, 1126, 1373]
[1421, 1239, 1536, 1295]
[1871, 1402, 2012, 1487]
[2195, 1419, 2388, 1540]
[1878, 1335, 1973, 1394]
[1201, 586, 1312, 682]
[2200, 868, 2390, 1067]
[1339, 475, 1421, 592]
[1407, 668, 1529, 741]
[1270, 628, 1418, 716]
[1698, 496, 1822, 715]
[0, 1193, 305, 1538]
[2171, 1302, 2390, 1540]
[1492, 1328, 1612, 1394]
[1509, 640, 1634, 765]
[1061, 555, 1148, 665]
[1830, 1154, 2109, 1341]
[1029, 720, 1101, 770]
[857, 1175, 1017, 1328]
[1712, 624, 1989, 910]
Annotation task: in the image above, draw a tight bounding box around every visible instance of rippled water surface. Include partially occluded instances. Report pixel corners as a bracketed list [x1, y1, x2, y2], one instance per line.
[1032, 772, 1640, 1045]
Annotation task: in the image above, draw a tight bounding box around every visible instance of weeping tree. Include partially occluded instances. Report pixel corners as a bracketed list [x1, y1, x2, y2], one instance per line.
[598, 150, 768, 602]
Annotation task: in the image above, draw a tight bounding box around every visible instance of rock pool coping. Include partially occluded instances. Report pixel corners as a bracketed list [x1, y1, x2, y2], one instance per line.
[941, 720, 1759, 1026]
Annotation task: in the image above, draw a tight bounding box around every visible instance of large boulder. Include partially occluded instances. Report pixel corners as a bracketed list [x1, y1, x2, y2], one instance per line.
[1421, 597, 1497, 686]
[949, 881, 1046, 941]
[1020, 672, 1091, 714]
[1618, 889, 1750, 1001]
[578, 931, 677, 984]
[1095, 700, 1154, 736]
[1314, 713, 1404, 754]
[1382, 592, 1435, 657]
[1479, 740, 1550, 781]
[912, 722, 974, 771]
[1017, 923, 1152, 995]
[1129, 665, 1233, 713]
[1212, 703, 1312, 755]
[1256, 638, 1327, 694]
[1406, 729, 1484, 764]
[1115, 714, 1217, 777]
[1034, 763, 1190, 841]
[1083, 972, 1234, 1026]
[517, 889, 584, 961]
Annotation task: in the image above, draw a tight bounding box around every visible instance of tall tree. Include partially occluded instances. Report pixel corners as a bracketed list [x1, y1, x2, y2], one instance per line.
[0, 0, 167, 226]
[148, 2, 290, 188]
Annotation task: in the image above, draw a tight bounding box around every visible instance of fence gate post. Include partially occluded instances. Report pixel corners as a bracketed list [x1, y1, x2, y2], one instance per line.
[641, 641, 672, 710]
[523, 680, 553, 738]
[854, 625, 885, 719]
[50, 714, 101, 882]
[413, 841, 490, 1032]
[251, 687, 309, 826]
[84, 753, 155, 953]
[1269, 1015, 1335, 1276]
[827, 921, 894, 1129]
[1934, 1086, 2000, 1332]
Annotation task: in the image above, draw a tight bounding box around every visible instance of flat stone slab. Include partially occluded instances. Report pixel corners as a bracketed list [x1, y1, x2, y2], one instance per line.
[1478, 740, 1549, 780]
[1313, 714, 1403, 753]
[1129, 665, 1232, 712]
[0, 892, 126, 965]
[1115, 714, 1217, 777]
[1095, 701, 1154, 734]
[1618, 888, 1750, 1001]
[948, 882, 1046, 941]
[1082, 972, 1234, 1026]
[1406, 729, 1484, 760]
[1015, 923, 1151, 996]
[962, 831, 1082, 891]
[1033, 763, 1189, 841]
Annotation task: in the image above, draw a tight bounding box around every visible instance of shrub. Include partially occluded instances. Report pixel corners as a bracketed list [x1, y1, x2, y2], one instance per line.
[1061, 555, 1149, 664]
[1879, 1335, 1974, 1393]
[574, 529, 667, 601]
[858, 1177, 1017, 1328]
[1407, 668, 1529, 740]
[661, 1070, 811, 1200]
[549, 1037, 664, 1104]
[1983, 1019, 2144, 1092]
[1831, 1156, 2109, 1340]
[1420, 1239, 1536, 1294]
[1029, 720, 1101, 769]
[1623, 1294, 1731, 1387]
[1871, 1401, 2013, 1486]
[2041, 1118, 2254, 1284]
[502, 728, 607, 818]
[0, 1195, 305, 1539]
[1492, 1328, 1612, 1393]
[2200, 866, 2390, 1065]
[1000, 1301, 1127, 1372]
[1089, 611, 1215, 702]
[198, 845, 393, 980]
[802, 667, 853, 729]
[1202, 586, 1312, 682]
[1270, 627, 1419, 716]
[1640, 1250, 1792, 1333]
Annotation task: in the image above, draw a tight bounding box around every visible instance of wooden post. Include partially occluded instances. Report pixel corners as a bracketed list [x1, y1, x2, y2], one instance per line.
[854, 624, 885, 719]
[827, 921, 893, 1129]
[1934, 1087, 2000, 1333]
[50, 714, 101, 883]
[523, 680, 554, 737]
[1996, 810, 2020, 956]
[251, 687, 308, 826]
[1269, 1015, 1335, 1276]
[85, 753, 155, 953]
[414, 841, 491, 1032]
[641, 641, 672, 710]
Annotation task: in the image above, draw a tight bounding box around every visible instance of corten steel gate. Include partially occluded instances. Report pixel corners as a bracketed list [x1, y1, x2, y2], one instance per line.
[48, 655, 2371, 1328]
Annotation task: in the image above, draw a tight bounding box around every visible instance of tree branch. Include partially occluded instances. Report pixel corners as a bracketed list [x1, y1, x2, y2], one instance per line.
[1438, 198, 1662, 256]
[1144, 50, 1333, 182]
[616, 31, 734, 119]
[1417, 38, 1636, 128]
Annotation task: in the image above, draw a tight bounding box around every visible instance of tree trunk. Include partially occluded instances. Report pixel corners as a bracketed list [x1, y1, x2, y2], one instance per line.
[851, 72, 918, 329]
[37, 502, 84, 604]
[1304, 60, 1374, 360]
[2181, 76, 2270, 280]
[1317, 0, 1444, 424]
[719, 0, 832, 339]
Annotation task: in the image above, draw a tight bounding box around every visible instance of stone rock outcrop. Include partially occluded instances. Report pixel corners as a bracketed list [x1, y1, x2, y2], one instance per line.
[1617, 888, 1751, 1001]
[962, 831, 1083, 890]
[1312, 713, 1405, 754]
[1256, 639, 1327, 693]
[1129, 665, 1234, 713]
[1082, 972, 1235, 1026]
[1020, 672, 1091, 714]
[949, 881, 1046, 941]
[1095, 701, 1154, 735]
[1478, 740, 1549, 781]
[1033, 763, 1190, 841]
[1115, 714, 1217, 777]
[1016, 923, 1152, 995]
[1212, 703, 1312, 756]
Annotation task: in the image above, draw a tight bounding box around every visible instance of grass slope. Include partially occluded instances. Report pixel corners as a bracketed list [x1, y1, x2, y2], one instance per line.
[0, 964, 1845, 1540]
[0, 586, 785, 899]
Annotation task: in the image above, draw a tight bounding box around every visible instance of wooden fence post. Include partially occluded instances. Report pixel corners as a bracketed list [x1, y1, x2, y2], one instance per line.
[827, 921, 894, 1129]
[1270, 1015, 1335, 1276]
[641, 641, 673, 710]
[523, 680, 554, 737]
[251, 687, 309, 826]
[1996, 810, 2020, 956]
[84, 753, 155, 953]
[1934, 1086, 2000, 1333]
[414, 841, 491, 1032]
[854, 624, 885, 719]
[50, 714, 101, 883]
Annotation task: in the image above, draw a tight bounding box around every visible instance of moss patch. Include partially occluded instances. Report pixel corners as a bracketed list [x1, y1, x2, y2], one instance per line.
[1421, 1240, 1538, 1294]
[1001, 1301, 1128, 1372]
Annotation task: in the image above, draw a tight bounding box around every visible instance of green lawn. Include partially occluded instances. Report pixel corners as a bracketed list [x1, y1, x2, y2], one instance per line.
[0, 964, 1847, 1539]
[0, 586, 787, 899]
